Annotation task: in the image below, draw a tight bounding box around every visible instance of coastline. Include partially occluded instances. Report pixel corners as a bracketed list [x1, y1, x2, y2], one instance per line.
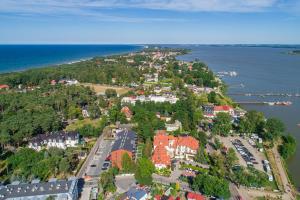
[176, 47, 298, 194]
[0, 44, 144, 74]
[0, 46, 298, 199]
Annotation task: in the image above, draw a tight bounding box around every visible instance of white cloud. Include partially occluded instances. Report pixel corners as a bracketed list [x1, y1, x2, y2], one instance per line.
[0, 0, 279, 13]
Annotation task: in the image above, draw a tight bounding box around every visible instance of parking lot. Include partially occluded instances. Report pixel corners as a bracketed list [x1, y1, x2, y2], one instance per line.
[219, 136, 266, 172]
[85, 139, 114, 177]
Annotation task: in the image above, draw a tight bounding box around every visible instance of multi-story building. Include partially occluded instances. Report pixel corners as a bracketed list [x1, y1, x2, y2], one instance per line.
[121, 95, 178, 106]
[0, 178, 79, 200]
[28, 131, 79, 151]
[110, 130, 137, 169]
[152, 131, 199, 169]
[202, 105, 234, 118]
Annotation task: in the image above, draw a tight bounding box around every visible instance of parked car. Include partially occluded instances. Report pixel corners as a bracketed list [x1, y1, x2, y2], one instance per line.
[101, 162, 110, 170]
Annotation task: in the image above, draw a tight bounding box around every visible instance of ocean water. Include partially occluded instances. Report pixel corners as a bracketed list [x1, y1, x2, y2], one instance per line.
[0, 45, 142, 72]
[176, 45, 300, 188]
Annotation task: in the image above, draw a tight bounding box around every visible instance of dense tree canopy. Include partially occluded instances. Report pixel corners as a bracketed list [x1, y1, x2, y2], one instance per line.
[135, 158, 155, 186]
[279, 135, 297, 160]
[263, 118, 285, 141]
[212, 112, 232, 136]
[6, 147, 78, 181]
[192, 173, 230, 199]
[0, 56, 143, 87]
[238, 110, 265, 134]
[0, 85, 99, 147]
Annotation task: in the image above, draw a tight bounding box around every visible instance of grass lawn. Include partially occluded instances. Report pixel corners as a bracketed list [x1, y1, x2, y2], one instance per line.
[65, 118, 102, 131]
[265, 148, 284, 191]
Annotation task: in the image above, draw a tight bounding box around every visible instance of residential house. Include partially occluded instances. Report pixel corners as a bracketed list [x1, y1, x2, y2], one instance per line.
[122, 187, 148, 200]
[0, 84, 9, 90]
[104, 58, 116, 62]
[202, 105, 234, 118]
[121, 95, 178, 106]
[202, 105, 214, 118]
[144, 73, 158, 82]
[50, 80, 57, 85]
[187, 192, 205, 200]
[121, 106, 133, 121]
[126, 59, 135, 63]
[0, 177, 79, 200]
[28, 131, 79, 151]
[165, 120, 182, 132]
[213, 105, 234, 116]
[58, 79, 79, 85]
[82, 105, 90, 118]
[152, 144, 171, 169]
[152, 131, 199, 169]
[110, 130, 137, 169]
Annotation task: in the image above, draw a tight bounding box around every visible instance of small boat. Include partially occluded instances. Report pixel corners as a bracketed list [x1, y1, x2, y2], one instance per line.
[274, 101, 292, 106]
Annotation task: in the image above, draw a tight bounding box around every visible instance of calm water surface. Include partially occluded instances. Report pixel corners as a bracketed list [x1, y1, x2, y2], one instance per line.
[177, 45, 300, 188]
[0, 45, 142, 72]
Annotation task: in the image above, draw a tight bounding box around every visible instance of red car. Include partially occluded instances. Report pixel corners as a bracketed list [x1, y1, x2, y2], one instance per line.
[105, 155, 111, 161]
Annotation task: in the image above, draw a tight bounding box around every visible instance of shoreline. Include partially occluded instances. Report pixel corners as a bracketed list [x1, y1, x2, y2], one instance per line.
[177, 48, 298, 194]
[0, 44, 144, 75]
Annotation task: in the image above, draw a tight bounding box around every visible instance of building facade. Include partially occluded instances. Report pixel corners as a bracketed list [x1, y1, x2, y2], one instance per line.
[28, 131, 79, 151]
[0, 178, 78, 200]
[152, 131, 199, 169]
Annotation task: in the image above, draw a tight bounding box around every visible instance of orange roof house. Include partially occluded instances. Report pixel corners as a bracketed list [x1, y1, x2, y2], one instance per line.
[213, 105, 234, 116]
[121, 106, 133, 120]
[152, 145, 171, 169]
[152, 131, 199, 169]
[176, 136, 199, 151]
[0, 84, 9, 90]
[187, 192, 205, 200]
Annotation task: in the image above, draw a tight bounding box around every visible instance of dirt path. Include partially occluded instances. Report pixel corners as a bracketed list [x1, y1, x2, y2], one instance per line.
[271, 145, 296, 200]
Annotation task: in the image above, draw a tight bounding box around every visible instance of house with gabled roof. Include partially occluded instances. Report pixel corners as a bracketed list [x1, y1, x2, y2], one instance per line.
[152, 131, 199, 169]
[28, 131, 79, 151]
[110, 130, 137, 169]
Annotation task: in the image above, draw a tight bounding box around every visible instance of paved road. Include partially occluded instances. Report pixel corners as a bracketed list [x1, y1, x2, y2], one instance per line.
[77, 132, 114, 200]
[152, 162, 192, 192]
[115, 174, 136, 193]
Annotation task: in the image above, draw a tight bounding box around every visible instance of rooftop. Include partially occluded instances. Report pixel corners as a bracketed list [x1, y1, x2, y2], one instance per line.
[111, 130, 137, 153]
[0, 178, 78, 199]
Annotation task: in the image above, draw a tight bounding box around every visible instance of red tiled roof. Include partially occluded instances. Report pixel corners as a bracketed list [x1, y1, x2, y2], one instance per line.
[153, 132, 199, 152]
[137, 90, 145, 95]
[177, 136, 199, 150]
[0, 84, 9, 89]
[121, 106, 132, 118]
[214, 105, 233, 112]
[155, 195, 161, 200]
[187, 192, 205, 200]
[152, 145, 171, 166]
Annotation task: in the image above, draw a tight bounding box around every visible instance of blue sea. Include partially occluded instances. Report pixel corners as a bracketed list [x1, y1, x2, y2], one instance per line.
[175, 44, 300, 188]
[0, 45, 142, 72]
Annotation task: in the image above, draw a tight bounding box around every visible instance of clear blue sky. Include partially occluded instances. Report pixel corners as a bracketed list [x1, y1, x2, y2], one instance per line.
[0, 0, 300, 44]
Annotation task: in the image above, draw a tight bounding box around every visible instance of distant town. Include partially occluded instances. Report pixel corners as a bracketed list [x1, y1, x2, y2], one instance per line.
[0, 47, 298, 200]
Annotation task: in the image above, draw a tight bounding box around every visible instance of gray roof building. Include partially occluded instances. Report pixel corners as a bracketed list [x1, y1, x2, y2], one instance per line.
[111, 130, 137, 153]
[0, 178, 78, 200]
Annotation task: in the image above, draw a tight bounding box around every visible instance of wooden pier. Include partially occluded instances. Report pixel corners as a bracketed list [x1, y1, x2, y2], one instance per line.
[228, 92, 300, 97]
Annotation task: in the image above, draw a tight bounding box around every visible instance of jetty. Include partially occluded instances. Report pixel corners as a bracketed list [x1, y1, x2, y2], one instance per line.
[236, 101, 292, 106]
[229, 92, 300, 97]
